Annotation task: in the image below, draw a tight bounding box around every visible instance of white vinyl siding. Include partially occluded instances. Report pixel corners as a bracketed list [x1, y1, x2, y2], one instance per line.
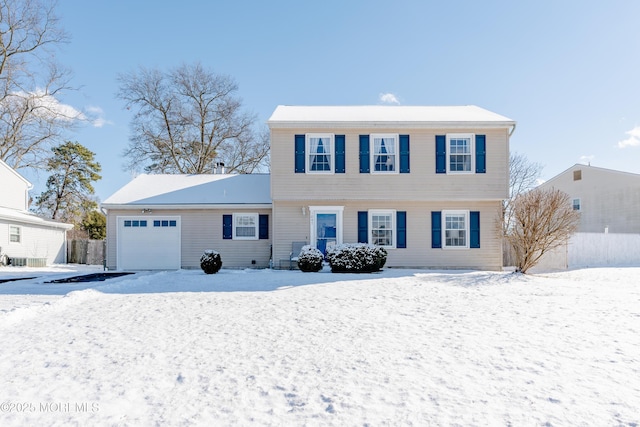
[271, 200, 503, 271]
[106, 209, 272, 270]
[270, 128, 510, 202]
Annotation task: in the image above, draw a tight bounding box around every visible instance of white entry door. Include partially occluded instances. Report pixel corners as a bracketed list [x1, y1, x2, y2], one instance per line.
[309, 206, 343, 256]
[117, 216, 181, 270]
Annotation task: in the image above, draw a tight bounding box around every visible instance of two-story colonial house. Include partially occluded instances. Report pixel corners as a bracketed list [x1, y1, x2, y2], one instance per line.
[267, 105, 515, 270]
[102, 105, 515, 271]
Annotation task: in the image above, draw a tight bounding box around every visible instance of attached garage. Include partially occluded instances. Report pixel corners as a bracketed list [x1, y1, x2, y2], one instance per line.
[102, 174, 272, 271]
[117, 216, 181, 270]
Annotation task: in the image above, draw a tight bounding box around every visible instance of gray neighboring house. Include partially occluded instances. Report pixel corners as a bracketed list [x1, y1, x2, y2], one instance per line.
[0, 159, 73, 266]
[101, 173, 271, 270]
[537, 164, 640, 233]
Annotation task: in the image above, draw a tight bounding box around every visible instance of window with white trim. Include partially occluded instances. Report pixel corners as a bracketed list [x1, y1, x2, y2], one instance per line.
[371, 134, 398, 173]
[233, 213, 258, 240]
[369, 210, 395, 248]
[306, 134, 333, 173]
[9, 225, 21, 243]
[572, 198, 581, 211]
[447, 134, 474, 173]
[443, 210, 469, 249]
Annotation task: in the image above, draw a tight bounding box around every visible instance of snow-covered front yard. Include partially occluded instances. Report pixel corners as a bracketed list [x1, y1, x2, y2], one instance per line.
[1, 265, 639, 426]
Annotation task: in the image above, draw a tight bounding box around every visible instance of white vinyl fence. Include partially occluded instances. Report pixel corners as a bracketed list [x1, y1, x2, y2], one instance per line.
[529, 232, 640, 272]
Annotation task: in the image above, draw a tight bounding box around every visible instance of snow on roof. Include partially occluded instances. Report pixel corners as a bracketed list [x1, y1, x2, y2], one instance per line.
[268, 105, 515, 126]
[0, 206, 73, 230]
[102, 174, 271, 207]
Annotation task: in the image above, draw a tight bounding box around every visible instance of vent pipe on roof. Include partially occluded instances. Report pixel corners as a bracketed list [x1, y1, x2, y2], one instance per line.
[211, 161, 226, 174]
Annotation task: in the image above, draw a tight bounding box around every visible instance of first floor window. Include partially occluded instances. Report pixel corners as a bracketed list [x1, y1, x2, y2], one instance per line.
[369, 210, 395, 248]
[371, 134, 398, 173]
[447, 134, 474, 173]
[9, 225, 21, 243]
[443, 210, 468, 248]
[233, 213, 258, 240]
[307, 134, 333, 172]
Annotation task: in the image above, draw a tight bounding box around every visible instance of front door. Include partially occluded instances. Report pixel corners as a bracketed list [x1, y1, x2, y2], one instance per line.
[310, 206, 343, 256]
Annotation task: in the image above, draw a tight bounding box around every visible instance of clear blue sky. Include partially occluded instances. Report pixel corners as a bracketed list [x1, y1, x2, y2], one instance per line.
[28, 0, 640, 201]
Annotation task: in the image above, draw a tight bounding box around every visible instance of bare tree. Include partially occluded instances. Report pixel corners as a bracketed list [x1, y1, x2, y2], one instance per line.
[0, 0, 78, 170]
[502, 152, 543, 236]
[117, 62, 269, 174]
[506, 187, 580, 274]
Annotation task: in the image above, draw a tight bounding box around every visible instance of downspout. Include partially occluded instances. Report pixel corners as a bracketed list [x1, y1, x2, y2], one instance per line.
[509, 123, 517, 137]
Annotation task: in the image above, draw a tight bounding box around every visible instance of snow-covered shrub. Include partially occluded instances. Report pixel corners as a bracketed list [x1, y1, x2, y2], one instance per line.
[200, 250, 222, 274]
[326, 243, 387, 273]
[297, 245, 324, 272]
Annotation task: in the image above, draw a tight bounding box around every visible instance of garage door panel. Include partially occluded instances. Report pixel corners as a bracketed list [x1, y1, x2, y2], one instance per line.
[118, 216, 180, 270]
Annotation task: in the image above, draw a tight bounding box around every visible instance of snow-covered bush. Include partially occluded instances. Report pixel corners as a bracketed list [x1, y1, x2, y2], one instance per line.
[297, 245, 324, 272]
[326, 243, 387, 273]
[200, 250, 222, 274]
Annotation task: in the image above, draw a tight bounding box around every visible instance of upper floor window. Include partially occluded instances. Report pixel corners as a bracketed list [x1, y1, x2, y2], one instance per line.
[307, 134, 333, 173]
[572, 198, 581, 211]
[295, 134, 344, 174]
[9, 225, 21, 243]
[447, 134, 474, 173]
[233, 213, 259, 240]
[371, 134, 398, 173]
[436, 134, 485, 174]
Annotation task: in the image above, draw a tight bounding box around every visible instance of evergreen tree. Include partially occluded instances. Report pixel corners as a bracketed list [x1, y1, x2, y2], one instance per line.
[81, 210, 106, 240]
[35, 141, 102, 225]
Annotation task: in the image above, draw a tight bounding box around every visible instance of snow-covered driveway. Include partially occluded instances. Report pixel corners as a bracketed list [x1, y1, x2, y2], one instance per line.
[1, 267, 639, 426]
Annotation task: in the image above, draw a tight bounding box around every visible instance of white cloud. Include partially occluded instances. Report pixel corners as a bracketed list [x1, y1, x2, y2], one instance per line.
[85, 105, 112, 128]
[617, 126, 640, 148]
[379, 93, 400, 105]
[23, 89, 86, 122]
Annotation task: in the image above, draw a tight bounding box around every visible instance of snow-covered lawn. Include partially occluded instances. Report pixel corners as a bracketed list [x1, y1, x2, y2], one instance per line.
[1, 265, 639, 426]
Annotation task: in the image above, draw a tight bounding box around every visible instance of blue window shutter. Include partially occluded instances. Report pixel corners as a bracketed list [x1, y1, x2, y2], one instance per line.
[223, 214, 232, 240]
[359, 135, 370, 173]
[295, 134, 305, 173]
[357, 211, 368, 243]
[259, 214, 269, 239]
[431, 211, 442, 248]
[470, 211, 480, 248]
[436, 135, 446, 173]
[399, 135, 410, 173]
[335, 135, 345, 173]
[396, 211, 407, 248]
[475, 135, 486, 174]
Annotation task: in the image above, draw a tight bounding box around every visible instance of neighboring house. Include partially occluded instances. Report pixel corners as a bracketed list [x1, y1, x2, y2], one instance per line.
[537, 164, 640, 233]
[267, 105, 515, 271]
[101, 173, 271, 270]
[0, 159, 73, 266]
[103, 105, 515, 271]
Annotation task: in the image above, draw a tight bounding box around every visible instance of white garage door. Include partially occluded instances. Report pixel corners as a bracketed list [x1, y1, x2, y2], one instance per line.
[117, 216, 181, 270]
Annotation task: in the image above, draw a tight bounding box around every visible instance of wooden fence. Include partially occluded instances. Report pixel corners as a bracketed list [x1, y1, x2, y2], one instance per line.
[67, 239, 105, 265]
